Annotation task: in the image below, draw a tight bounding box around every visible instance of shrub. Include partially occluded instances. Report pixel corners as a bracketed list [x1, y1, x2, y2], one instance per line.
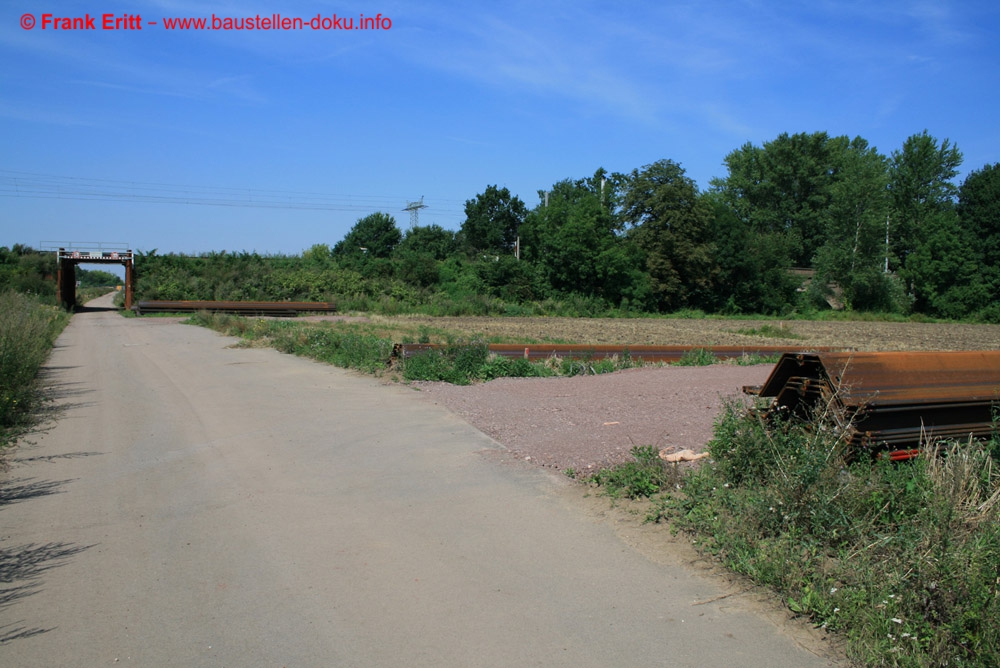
[734, 324, 802, 339]
[0, 291, 70, 445]
[668, 399, 1000, 667]
[673, 348, 717, 366]
[401, 341, 489, 385]
[402, 348, 464, 384]
[590, 445, 676, 499]
[479, 355, 553, 381]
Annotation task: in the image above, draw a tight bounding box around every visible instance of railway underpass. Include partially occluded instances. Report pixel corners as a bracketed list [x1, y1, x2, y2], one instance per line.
[41, 241, 134, 310]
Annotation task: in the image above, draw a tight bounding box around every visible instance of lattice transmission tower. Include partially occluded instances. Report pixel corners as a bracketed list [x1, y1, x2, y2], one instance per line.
[403, 196, 427, 228]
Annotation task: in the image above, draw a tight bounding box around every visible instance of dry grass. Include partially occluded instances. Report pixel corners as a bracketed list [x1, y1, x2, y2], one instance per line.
[370, 314, 1000, 351]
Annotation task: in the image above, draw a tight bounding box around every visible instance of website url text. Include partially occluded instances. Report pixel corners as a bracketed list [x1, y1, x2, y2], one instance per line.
[20, 13, 393, 31]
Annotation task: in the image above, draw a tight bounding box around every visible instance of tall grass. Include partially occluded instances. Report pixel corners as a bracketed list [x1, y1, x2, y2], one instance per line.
[632, 400, 1000, 667]
[188, 312, 393, 374]
[187, 313, 649, 384]
[0, 291, 70, 446]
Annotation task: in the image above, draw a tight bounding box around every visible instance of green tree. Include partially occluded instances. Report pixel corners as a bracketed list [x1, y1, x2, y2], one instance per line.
[903, 211, 986, 318]
[302, 243, 335, 266]
[887, 130, 963, 268]
[475, 255, 544, 302]
[620, 160, 717, 311]
[711, 132, 838, 266]
[703, 195, 799, 314]
[390, 224, 457, 289]
[396, 224, 457, 260]
[813, 137, 901, 311]
[76, 268, 121, 287]
[885, 131, 980, 317]
[460, 185, 527, 255]
[520, 170, 646, 307]
[957, 163, 1000, 304]
[0, 245, 58, 297]
[333, 212, 402, 259]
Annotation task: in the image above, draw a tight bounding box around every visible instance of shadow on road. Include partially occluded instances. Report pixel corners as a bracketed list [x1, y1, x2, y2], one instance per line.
[0, 620, 49, 643]
[36, 366, 92, 403]
[12, 366, 97, 438]
[0, 541, 94, 644]
[12, 452, 103, 465]
[0, 477, 75, 508]
[74, 305, 118, 314]
[0, 478, 92, 641]
[0, 541, 93, 585]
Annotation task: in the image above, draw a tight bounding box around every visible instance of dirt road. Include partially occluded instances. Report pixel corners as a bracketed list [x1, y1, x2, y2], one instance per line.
[1, 293, 841, 667]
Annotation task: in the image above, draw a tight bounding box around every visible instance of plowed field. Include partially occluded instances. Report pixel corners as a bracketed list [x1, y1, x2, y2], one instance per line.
[384, 315, 1000, 351]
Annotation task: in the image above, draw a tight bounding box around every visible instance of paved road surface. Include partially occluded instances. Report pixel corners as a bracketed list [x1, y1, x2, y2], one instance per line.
[1, 293, 840, 666]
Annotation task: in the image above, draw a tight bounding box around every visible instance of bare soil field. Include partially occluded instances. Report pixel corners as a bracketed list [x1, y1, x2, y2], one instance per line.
[386, 315, 1000, 351]
[403, 316, 998, 475]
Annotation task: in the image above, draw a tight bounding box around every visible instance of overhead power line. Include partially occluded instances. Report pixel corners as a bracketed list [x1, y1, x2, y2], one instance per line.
[0, 169, 467, 222]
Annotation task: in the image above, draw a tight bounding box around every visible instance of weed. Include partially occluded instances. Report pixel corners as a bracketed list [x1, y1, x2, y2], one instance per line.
[673, 348, 717, 366]
[402, 347, 465, 384]
[590, 445, 676, 499]
[480, 354, 552, 381]
[560, 354, 636, 377]
[665, 398, 1000, 667]
[732, 323, 803, 339]
[0, 291, 71, 449]
[189, 312, 393, 374]
[733, 352, 784, 366]
[401, 342, 557, 384]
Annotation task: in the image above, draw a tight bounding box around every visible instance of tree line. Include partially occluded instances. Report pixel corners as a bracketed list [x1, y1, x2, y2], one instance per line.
[8, 129, 997, 321]
[315, 129, 998, 320]
[0, 246, 121, 296]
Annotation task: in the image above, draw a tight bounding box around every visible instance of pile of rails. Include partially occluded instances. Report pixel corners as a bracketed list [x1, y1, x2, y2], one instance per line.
[751, 351, 1000, 459]
[134, 300, 336, 317]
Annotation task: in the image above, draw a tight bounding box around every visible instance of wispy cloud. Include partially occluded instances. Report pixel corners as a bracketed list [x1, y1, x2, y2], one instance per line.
[394, 5, 660, 122]
[0, 101, 97, 127]
[0, 4, 270, 108]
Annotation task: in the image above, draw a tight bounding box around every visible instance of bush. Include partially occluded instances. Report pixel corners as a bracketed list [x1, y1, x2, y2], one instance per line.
[668, 400, 1000, 667]
[402, 343, 558, 384]
[0, 291, 70, 445]
[673, 348, 717, 366]
[401, 341, 489, 385]
[590, 445, 675, 499]
[187, 313, 393, 374]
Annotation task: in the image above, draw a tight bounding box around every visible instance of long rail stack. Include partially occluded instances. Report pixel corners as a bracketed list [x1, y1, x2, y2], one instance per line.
[752, 351, 1000, 458]
[134, 300, 337, 317]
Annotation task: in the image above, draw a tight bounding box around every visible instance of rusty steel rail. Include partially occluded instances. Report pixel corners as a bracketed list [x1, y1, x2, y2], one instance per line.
[134, 300, 337, 317]
[754, 351, 1000, 456]
[394, 343, 839, 364]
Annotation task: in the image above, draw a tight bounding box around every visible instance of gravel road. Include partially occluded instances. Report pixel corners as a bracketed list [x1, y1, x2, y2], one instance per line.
[1, 294, 842, 666]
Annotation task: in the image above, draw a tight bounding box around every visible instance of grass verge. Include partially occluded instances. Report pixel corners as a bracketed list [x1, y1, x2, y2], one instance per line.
[0, 291, 71, 453]
[187, 313, 659, 383]
[588, 400, 1000, 667]
[672, 347, 718, 366]
[188, 312, 393, 374]
[730, 323, 803, 339]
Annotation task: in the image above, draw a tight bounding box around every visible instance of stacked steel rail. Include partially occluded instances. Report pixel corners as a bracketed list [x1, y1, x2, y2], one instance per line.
[751, 351, 1000, 457]
[134, 300, 336, 317]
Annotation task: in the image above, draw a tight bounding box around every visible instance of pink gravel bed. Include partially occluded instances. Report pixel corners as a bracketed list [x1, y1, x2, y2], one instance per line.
[408, 364, 774, 473]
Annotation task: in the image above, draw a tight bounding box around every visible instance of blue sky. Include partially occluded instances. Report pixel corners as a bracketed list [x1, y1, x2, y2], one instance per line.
[2, 0, 999, 260]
